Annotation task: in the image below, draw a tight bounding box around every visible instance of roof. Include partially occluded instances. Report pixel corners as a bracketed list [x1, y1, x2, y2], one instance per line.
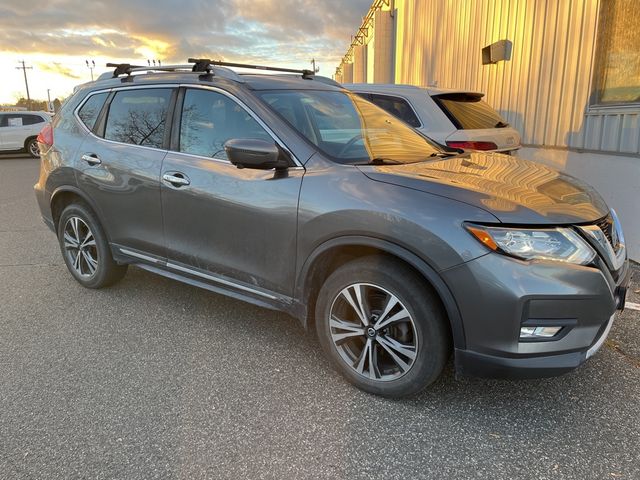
[240, 74, 341, 91]
[342, 83, 484, 97]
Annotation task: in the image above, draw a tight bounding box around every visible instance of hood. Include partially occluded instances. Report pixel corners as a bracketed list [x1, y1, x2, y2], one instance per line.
[358, 152, 609, 224]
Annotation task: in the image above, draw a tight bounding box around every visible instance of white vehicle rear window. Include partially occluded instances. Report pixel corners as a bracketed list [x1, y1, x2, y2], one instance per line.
[433, 93, 507, 130]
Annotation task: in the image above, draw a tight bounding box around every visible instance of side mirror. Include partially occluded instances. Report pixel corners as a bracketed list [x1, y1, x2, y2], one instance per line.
[224, 138, 289, 170]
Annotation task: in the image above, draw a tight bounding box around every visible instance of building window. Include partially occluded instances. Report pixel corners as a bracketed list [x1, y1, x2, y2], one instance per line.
[592, 0, 640, 105]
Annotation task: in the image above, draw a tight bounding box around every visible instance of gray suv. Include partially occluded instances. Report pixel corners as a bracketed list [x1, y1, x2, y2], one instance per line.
[34, 60, 630, 397]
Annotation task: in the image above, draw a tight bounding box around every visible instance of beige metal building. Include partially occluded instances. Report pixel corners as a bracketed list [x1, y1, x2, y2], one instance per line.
[335, 0, 639, 260]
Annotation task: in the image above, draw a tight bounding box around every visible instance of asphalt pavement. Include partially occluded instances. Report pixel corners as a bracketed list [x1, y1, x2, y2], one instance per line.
[0, 154, 639, 479]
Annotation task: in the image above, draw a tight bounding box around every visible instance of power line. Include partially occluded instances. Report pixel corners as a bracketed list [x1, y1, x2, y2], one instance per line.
[16, 60, 33, 110]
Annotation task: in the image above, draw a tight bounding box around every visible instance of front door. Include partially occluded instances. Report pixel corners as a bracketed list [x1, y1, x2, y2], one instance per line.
[76, 87, 175, 259]
[160, 87, 303, 297]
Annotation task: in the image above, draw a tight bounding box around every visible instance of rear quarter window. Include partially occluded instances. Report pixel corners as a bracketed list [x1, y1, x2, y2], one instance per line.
[433, 93, 506, 130]
[20, 114, 45, 126]
[366, 93, 421, 128]
[78, 92, 109, 131]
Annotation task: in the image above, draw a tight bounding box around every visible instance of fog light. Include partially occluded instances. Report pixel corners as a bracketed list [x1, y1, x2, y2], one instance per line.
[520, 326, 563, 339]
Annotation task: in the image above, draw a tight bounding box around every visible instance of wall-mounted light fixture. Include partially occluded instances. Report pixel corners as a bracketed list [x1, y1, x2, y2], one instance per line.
[482, 39, 512, 64]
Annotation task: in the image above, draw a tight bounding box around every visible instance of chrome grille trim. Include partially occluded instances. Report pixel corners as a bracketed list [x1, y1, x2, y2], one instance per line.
[595, 215, 614, 247]
[577, 209, 626, 272]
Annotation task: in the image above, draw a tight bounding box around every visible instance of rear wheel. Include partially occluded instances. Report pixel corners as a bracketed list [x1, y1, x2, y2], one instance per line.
[315, 256, 450, 397]
[26, 137, 40, 158]
[57, 203, 127, 288]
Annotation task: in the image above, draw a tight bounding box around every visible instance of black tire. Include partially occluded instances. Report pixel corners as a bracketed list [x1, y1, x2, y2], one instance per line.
[315, 256, 450, 397]
[26, 137, 40, 158]
[57, 203, 127, 288]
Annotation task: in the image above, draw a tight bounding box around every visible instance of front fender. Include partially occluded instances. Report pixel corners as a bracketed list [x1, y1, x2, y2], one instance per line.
[295, 235, 468, 350]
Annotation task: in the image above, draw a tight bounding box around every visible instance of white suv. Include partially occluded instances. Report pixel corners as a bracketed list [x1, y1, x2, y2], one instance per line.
[0, 111, 51, 157]
[344, 84, 521, 153]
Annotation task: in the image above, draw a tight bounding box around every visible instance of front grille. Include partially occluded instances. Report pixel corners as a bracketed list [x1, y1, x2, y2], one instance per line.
[595, 214, 615, 247]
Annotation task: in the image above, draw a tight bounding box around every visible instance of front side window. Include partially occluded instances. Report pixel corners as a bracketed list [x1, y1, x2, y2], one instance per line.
[104, 88, 172, 148]
[260, 90, 440, 164]
[78, 92, 108, 131]
[179, 89, 271, 160]
[592, 0, 640, 105]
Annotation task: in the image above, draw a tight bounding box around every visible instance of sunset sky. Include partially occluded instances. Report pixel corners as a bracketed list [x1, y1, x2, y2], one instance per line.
[0, 0, 370, 105]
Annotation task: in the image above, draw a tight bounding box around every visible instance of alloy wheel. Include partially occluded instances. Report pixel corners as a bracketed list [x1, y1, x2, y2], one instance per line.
[63, 216, 98, 277]
[28, 140, 40, 157]
[329, 283, 418, 381]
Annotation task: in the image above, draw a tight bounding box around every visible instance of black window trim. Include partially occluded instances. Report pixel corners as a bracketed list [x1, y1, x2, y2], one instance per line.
[74, 84, 302, 168]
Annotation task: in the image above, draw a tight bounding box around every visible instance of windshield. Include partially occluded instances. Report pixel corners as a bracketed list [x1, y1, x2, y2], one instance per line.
[259, 90, 442, 164]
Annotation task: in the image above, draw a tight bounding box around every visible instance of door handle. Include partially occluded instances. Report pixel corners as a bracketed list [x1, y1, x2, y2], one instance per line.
[162, 172, 190, 187]
[81, 153, 101, 165]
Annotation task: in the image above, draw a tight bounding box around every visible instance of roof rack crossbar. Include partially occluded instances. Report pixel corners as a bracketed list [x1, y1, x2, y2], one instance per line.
[188, 58, 315, 78]
[106, 63, 197, 77]
[106, 63, 142, 77]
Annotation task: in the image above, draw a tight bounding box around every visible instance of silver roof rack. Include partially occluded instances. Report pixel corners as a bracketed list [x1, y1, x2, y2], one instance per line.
[188, 58, 315, 78]
[104, 58, 318, 84]
[105, 62, 245, 83]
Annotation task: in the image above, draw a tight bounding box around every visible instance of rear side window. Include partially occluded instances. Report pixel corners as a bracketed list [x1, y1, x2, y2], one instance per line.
[0, 114, 43, 127]
[433, 93, 506, 130]
[104, 88, 172, 148]
[78, 92, 108, 131]
[179, 88, 271, 160]
[367, 93, 421, 128]
[21, 114, 45, 125]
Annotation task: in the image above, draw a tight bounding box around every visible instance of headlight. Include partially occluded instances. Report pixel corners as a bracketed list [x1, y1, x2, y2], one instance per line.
[465, 224, 596, 265]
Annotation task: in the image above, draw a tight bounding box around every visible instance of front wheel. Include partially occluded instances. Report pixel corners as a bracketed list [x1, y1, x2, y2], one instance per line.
[57, 203, 127, 288]
[315, 256, 450, 397]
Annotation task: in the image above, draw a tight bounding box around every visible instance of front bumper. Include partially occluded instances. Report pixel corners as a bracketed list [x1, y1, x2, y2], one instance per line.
[443, 253, 630, 379]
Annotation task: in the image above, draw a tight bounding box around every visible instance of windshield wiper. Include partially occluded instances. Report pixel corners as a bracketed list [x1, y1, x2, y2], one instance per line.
[365, 157, 404, 165]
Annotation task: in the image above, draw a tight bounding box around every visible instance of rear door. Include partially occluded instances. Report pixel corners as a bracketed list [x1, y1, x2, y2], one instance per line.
[160, 86, 304, 297]
[1, 113, 35, 149]
[76, 87, 175, 259]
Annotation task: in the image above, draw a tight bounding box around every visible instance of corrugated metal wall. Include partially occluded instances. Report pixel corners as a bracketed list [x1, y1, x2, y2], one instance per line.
[340, 0, 640, 156]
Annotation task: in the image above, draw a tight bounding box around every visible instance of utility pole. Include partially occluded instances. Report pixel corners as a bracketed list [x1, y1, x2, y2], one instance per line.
[310, 58, 320, 74]
[47, 88, 52, 113]
[86, 60, 95, 81]
[16, 60, 32, 110]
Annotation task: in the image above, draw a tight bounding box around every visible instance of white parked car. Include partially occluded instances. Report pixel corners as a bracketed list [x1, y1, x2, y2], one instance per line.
[344, 84, 521, 153]
[0, 111, 51, 157]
